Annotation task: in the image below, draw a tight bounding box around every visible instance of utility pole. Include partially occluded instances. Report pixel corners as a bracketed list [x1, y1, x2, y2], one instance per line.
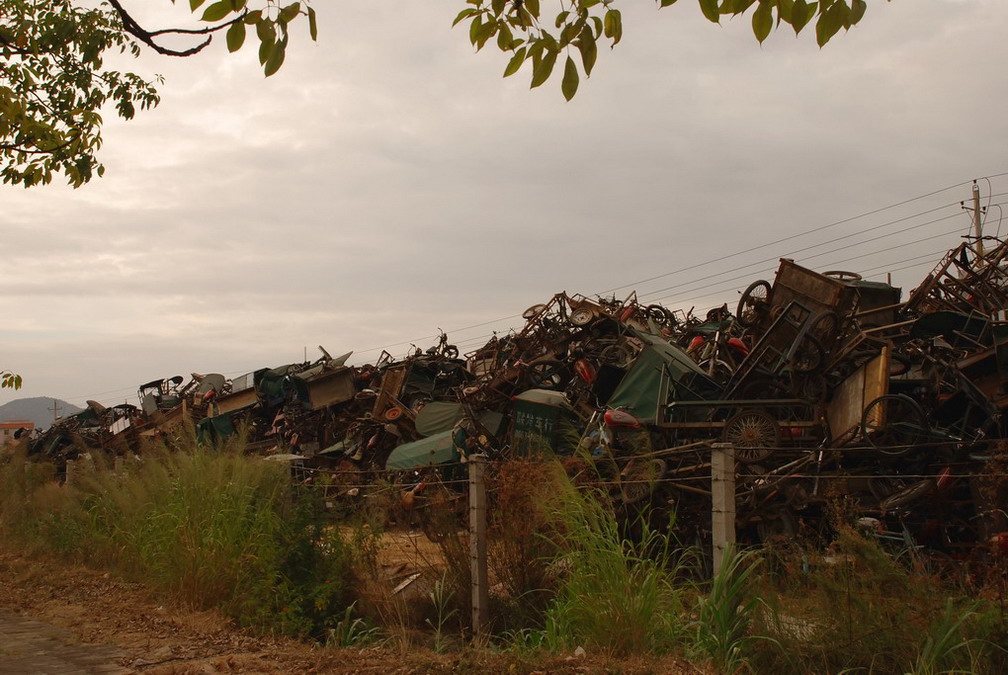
[962, 181, 985, 260]
[973, 181, 984, 258]
[48, 399, 62, 424]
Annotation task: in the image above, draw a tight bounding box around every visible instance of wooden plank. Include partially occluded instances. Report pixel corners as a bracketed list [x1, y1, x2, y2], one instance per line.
[825, 347, 888, 443]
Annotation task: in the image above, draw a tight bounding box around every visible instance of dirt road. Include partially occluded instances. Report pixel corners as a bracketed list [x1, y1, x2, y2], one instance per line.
[0, 547, 689, 674]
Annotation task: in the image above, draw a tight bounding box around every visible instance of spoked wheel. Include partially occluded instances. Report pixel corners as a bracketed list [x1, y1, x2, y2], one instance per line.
[809, 310, 840, 349]
[620, 458, 668, 505]
[522, 303, 547, 320]
[645, 304, 675, 328]
[736, 280, 771, 328]
[791, 335, 825, 374]
[723, 409, 780, 463]
[861, 393, 930, 455]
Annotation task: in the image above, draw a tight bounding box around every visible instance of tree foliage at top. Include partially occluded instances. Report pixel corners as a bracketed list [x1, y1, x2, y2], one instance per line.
[1, 0, 877, 189]
[0, 0, 316, 188]
[457, 0, 883, 101]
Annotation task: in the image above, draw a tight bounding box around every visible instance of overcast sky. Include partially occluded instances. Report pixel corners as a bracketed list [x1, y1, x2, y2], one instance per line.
[3, 0, 1008, 410]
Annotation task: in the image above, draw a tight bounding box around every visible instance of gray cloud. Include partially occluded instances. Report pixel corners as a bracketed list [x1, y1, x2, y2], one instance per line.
[3, 0, 1008, 407]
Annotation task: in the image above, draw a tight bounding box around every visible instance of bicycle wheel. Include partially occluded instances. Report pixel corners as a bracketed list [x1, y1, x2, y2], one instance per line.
[861, 394, 930, 455]
[645, 304, 674, 328]
[620, 458, 668, 505]
[723, 409, 779, 463]
[522, 303, 547, 320]
[809, 310, 839, 348]
[736, 280, 771, 328]
[791, 334, 825, 374]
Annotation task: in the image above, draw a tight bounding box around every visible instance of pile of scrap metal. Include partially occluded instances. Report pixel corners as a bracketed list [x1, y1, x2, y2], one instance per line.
[22, 237, 1008, 567]
[27, 400, 143, 473]
[358, 242, 1008, 565]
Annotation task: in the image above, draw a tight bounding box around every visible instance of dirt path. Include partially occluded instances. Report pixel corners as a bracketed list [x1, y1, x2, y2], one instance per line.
[0, 547, 691, 674]
[0, 610, 127, 674]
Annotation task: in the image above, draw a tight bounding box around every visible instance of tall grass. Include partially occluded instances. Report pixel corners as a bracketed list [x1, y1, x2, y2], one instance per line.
[693, 547, 764, 673]
[0, 432, 355, 639]
[534, 466, 692, 656]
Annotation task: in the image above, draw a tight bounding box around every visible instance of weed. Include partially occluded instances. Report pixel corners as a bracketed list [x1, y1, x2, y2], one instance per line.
[426, 570, 459, 652]
[535, 467, 692, 656]
[326, 602, 383, 647]
[692, 546, 772, 674]
[911, 598, 979, 675]
[0, 432, 358, 640]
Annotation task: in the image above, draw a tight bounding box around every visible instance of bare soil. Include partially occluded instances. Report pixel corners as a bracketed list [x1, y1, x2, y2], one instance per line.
[0, 546, 693, 674]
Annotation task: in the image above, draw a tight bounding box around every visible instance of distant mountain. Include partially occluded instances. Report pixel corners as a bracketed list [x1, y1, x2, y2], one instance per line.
[0, 397, 84, 431]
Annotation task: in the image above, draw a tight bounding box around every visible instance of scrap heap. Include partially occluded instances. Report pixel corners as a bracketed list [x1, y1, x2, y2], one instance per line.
[23, 238, 1008, 563]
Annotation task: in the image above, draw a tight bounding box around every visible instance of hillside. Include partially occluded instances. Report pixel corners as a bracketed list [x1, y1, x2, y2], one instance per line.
[0, 397, 84, 431]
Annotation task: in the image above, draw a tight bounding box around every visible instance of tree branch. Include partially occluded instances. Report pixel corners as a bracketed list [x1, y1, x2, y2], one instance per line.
[105, 0, 245, 57]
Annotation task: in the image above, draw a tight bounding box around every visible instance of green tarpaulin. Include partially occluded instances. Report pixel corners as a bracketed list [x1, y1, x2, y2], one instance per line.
[606, 329, 718, 423]
[414, 401, 465, 437]
[385, 430, 459, 471]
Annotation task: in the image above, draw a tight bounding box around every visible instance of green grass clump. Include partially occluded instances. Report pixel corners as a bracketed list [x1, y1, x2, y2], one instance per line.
[532, 468, 691, 656]
[692, 547, 765, 673]
[0, 432, 355, 639]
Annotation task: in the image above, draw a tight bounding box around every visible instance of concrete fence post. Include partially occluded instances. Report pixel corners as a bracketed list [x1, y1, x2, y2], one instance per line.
[468, 453, 489, 637]
[710, 442, 736, 576]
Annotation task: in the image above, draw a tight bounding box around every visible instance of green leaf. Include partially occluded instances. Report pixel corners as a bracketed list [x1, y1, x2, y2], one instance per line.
[555, 10, 570, 29]
[777, 0, 794, 23]
[258, 37, 273, 65]
[491, 0, 506, 17]
[469, 15, 483, 45]
[752, 2, 772, 43]
[472, 18, 497, 50]
[244, 9, 262, 24]
[790, 0, 811, 33]
[660, 0, 679, 7]
[850, 0, 867, 25]
[278, 3, 301, 24]
[525, 0, 541, 19]
[256, 18, 275, 45]
[603, 9, 622, 45]
[189, 0, 206, 11]
[561, 55, 579, 100]
[264, 42, 286, 76]
[815, 1, 846, 46]
[699, 0, 720, 23]
[307, 7, 318, 40]
[452, 8, 476, 27]
[530, 46, 557, 88]
[503, 46, 526, 77]
[576, 30, 597, 75]
[201, 1, 232, 22]
[226, 20, 245, 52]
[497, 22, 514, 50]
